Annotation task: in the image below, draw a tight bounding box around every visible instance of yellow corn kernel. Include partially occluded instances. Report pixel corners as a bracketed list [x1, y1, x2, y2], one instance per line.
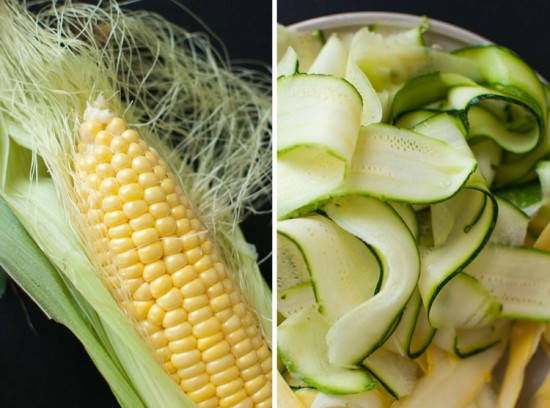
[240, 364, 262, 382]
[172, 265, 197, 288]
[194, 256, 213, 273]
[106, 117, 127, 135]
[181, 279, 206, 298]
[251, 382, 272, 404]
[234, 399, 255, 408]
[156, 287, 183, 310]
[122, 200, 148, 219]
[132, 156, 154, 174]
[80, 155, 98, 174]
[161, 177, 176, 194]
[183, 294, 209, 313]
[74, 113, 271, 407]
[171, 204, 186, 220]
[177, 360, 205, 380]
[197, 332, 224, 352]
[165, 253, 187, 273]
[143, 260, 166, 282]
[120, 263, 144, 280]
[132, 227, 159, 247]
[150, 330, 168, 348]
[155, 216, 177, 237]
[144, 186, 166, 205]
[156, 346, 172, 362]
[185, 247, 203, 265]
[198, 268, 218, 288]
[181, 233, 200, 250]
[121, 129, 139, 143]
[95, 130, 113, 146]
[210, 293, 232, 313]
[245, 375, 266, 396]
[207, 281, 226, 298]
[181, 373, 209, 392]
[129, 212, 155, 231]
[153, 163, 167, 180]
[145, 150, 159, 164]
[131, 300, 153, 321]
[137, 241, 164, 264]
[201, 240, 213, 255]
[102, 195, 123, 212]
[111, 136, 129, 153]
[122, 278, 143, 297]
[103, 211, 127, 228]
[116, 168, 138, 184]
[96, 163, 115, 179]
[206, 354, 235, 375]
[162, 237, 183, 256]
[150, 275, 173, 299]
[261, 355, 272, 374]
[128, 142, 145, 158]
[187, 384, 216, 404]
[202, 340, 230, 363]
[147, 303, 166, 327]
[210, 365, 240, 386]
[233, 338, 253, 357]
[172, 349, 201, 369]
[139, 320, 161, 336]
[227, 327, 248, 349]
[176, 219, 192, 235]
[111, 152, 132, 172]
[164, 321, 192, 342]
[215, 309, 233, 325]
[193, 316, 222, 339]
[108, 224, 132, 239]
[164, 361, 177, 375]
[169, 335, 197, 354]
[197, 397, 219, 408]
[150, 202, 171, 219]
[79, 120, 102, 142]
[133, 282, 152, 301]
[109, 237, 134, 254]
[138, 172, 159, 188]
[163, 308, 187, 328]
[217, 377, 245, 399]
[93, 145, 113, 163]
[119, 183, 144, 203]
[219, 389, 249, 408]
[236, 350, 259, 371]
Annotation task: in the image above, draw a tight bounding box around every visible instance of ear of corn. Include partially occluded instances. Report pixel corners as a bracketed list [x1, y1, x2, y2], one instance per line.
[74, 103, 272, 407]
[0, 1, 272, 406]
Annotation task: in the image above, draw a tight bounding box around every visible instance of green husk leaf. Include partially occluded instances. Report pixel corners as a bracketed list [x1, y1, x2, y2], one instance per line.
[0, 195, 144, 406]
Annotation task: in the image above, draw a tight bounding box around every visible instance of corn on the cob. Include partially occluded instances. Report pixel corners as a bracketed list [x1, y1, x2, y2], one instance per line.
[74, 101, 272, 408]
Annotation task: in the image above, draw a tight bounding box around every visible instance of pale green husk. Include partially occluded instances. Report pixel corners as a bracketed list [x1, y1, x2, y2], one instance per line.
[0, 1, 271, 406]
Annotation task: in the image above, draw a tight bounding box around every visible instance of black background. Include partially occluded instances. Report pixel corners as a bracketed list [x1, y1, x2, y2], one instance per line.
[0, 0, 271, 407]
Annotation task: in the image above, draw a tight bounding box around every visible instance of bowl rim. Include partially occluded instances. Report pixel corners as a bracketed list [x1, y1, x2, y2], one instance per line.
[288, 11, 493, 48]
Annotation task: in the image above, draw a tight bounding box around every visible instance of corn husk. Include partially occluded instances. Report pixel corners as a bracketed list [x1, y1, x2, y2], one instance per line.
[0, 1, 271, 406]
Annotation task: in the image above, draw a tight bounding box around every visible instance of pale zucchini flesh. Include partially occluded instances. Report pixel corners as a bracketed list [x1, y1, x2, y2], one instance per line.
[277, 17, 550, 406]
[277, 306, 376, 395]
[324, 196, 419, 366]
